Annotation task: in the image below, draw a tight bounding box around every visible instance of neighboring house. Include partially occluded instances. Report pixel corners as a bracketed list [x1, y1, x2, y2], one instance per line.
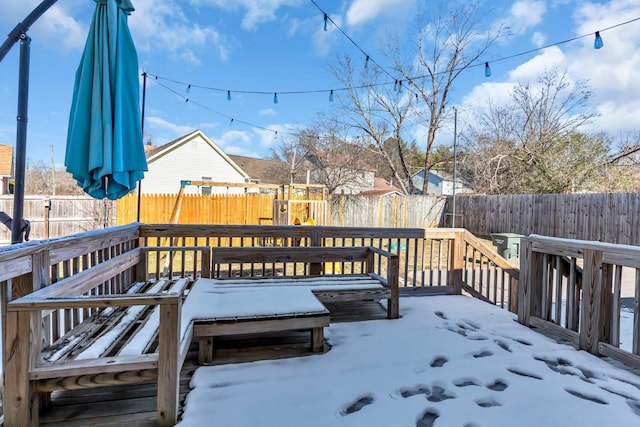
[409, 169, 473, 196]
[143, 130, 250, 195]
[360, 177, 404, 197]
[301, 152, 375, 195]
[0, 144, 13, 194]
[227, 155, 290, 185]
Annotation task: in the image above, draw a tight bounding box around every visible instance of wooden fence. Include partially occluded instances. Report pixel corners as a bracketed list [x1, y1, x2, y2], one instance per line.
[452, 192, 640, 245]
[0, 196, 116, 244]
[118, 193, 447, 228]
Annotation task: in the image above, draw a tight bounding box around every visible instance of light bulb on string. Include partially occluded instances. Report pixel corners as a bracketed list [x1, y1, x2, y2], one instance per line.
[393, 80, 398, 92]
[364, 55, 369, 69]
[273, 93, 278, 104]
[398, 80, 403, 93]
[230, 118, 234, 125]
[594, 31, 604, 49]
[323, 13, 328, 31]
[227, 90, 231, 101]
[329, 90, 334, 102]
[186, 84, 191, 93]
[484, 62, 492, 77]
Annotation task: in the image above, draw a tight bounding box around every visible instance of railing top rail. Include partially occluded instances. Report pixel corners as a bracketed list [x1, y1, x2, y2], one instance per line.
[139, 224, 425, 239]
[464, 231, 519, 276]
[527, 234, 640, 268]
[0, 223, 140, 263]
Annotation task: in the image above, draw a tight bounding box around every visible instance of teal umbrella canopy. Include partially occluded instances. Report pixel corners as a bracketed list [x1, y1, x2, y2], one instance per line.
[65, 0, 147, 200]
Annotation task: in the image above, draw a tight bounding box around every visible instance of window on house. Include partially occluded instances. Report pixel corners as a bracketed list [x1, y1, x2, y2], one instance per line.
[201, 176, 212, 195]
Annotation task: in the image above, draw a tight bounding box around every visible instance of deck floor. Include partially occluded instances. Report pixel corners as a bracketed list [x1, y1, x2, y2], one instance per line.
[38, 300, 387, 426]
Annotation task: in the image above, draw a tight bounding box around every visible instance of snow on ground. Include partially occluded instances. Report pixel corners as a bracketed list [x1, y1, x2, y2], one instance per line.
[177, 295, 640, 427]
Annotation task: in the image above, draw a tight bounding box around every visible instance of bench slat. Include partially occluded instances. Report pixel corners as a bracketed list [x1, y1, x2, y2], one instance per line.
[30, 354, 158, 380]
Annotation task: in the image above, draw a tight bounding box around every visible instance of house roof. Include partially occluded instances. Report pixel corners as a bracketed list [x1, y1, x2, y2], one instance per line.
[227, 155, 291, 185]
[0, 144, 13, 176]
[360, 177, 404, 196]
[145, 130, 249, 180]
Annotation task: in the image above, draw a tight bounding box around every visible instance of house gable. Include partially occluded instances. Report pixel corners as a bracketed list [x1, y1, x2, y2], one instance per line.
[142, 130, 250, 194]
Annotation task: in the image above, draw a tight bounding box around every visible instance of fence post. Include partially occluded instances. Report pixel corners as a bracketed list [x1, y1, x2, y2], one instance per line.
[579, 248, 604, 355]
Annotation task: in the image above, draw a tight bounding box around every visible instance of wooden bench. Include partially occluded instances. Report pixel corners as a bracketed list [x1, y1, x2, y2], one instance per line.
[210, 246, 400, 319]
[184, 282, 330, 364]
[4, 246, 208, 427]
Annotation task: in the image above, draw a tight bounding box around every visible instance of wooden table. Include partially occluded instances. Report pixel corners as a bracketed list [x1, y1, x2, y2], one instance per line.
[184, 278, 331, 364]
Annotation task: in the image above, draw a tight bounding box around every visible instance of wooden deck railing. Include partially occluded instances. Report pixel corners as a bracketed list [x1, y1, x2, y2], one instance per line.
[518, 235, 640, 370]
[0, 223, 524, 425]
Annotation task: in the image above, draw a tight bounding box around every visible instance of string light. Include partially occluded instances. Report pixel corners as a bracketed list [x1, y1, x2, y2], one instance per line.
[323, 13, 328, 31]
[329, 89, 334, 102]
[186, 84, 191, 93]
[273, 93, 278, 104]
[398, 80, 403, 93]
[594, 31, 604, 49]
[146, 16, 639, 107]
[153, 80, 295, 138]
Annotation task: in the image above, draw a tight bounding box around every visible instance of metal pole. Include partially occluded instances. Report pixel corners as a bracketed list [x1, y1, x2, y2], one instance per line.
[452, 107, 457, 228]
[137, 72, 147, 222]
[11, 34, 31, 244]
[0, 0, 59, 64]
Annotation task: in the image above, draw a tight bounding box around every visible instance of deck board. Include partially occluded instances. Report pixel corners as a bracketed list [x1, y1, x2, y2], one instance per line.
[37, 301, 387, 426]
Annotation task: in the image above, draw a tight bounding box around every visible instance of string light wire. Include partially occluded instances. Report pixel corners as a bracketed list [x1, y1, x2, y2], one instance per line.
[147, 16, 640, 101]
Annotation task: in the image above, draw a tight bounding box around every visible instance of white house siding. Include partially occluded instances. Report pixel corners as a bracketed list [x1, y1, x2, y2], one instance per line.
[141, 132, 248, 195]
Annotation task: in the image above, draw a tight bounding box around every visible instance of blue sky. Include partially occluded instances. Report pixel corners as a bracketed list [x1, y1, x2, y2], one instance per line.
[0, 0, 639, 167]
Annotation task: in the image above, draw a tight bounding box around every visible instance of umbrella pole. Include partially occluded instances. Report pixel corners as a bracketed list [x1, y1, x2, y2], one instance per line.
[11, 34, 31, 244]
[137, 72, 148, 222]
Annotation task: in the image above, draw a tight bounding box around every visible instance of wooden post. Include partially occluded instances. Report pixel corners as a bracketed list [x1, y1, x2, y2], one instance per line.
[579, 249, 603, 355]
[600, 262, 614, 345]
[518, 238, 542, 326]
[157, 298, 181, 426]
[201, 248, 211, 278]
[448, 231, 464, 294]
[309, 229, 322, 275]
[387, 253, 399, 319]
[633, 269, 640, 355]
[4, 309, 37, 426]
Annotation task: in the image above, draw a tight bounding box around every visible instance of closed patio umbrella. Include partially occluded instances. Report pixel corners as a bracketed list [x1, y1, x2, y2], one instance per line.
[65, 0, 147, 200]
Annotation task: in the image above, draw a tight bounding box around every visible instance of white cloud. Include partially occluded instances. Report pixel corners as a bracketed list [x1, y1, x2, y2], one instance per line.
[508, 46, 566, 81]
[130, 2, 232, 65]
[492, 0, 546, 37]
[259, 108, 278, 117]
[0, 0, 87, 52]
[217, 130, 258, 156]
[146, 116, 195, 135]
[190, 0, 302, 30]
[565, 0, 640, 135]
[531, 31, 546, 47]
[346, 0, 415, 26]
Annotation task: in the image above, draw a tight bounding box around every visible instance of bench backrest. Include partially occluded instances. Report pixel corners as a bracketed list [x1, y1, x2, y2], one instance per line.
[212, 246, 374, 265]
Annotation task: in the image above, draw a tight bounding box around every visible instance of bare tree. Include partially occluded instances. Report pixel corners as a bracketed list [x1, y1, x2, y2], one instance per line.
[461, 69, 614, 194]
[272, 115, 374, 194]
[329, 55, 414, 194]
[391, 2, 507, 194]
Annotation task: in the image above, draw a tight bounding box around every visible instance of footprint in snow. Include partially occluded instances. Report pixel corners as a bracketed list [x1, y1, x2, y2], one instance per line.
[486, 379, 509, 392]
[565, 388, 608, 405]
[430, 356, 448, 368]
[416, 409, 439, 427]
[507, 367, 543, 380]
[473, 349, 494, 358]
[434, 311, 448, 320]
[339, 394, 375, 416]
